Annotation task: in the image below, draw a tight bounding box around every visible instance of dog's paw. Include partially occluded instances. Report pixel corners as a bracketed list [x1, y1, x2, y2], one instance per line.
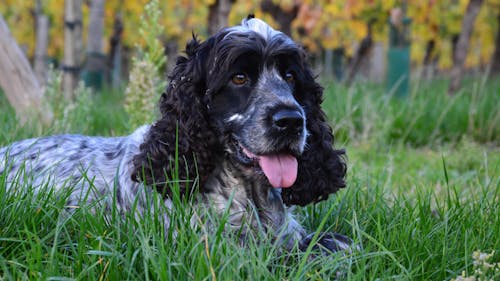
[299, 232, 357, 255]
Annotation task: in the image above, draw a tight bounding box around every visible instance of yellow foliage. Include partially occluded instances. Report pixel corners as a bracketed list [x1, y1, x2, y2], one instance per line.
[410, 42, 424, 64]
[1, 0, 498, 70]
[349, 20, 367, 40]
[0, 1, 35, 55]
[280, 0, 296, 12]
[438, 39, 453, 69]
[324, 4, 340, 16]
[229, 1, 257, 25]
[381, 0, 397, 11]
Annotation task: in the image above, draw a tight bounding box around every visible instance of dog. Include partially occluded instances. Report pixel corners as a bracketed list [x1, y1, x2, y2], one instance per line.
[0, 17, 349, 253]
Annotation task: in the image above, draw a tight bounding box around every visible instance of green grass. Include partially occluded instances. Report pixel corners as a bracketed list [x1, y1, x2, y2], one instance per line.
[0, 87, 128, 144]
[323, 78, 499, 146]
[0, 79, 499, 280]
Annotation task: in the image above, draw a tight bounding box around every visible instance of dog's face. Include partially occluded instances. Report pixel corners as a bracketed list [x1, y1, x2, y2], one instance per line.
[204, 19, 311, 188]
[135, 17, 345, 205]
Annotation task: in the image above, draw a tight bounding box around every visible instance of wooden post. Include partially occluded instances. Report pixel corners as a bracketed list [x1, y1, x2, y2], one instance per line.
[208, 0, 232, 35]
[0, 15, 53, 125]
[491, 12, 500, 76]
[87, 0, 105, 54]
[82, 0, 106, 90]
[324, 49, 333, 78]
[448, 0, 484, 95]
[108, 13, 123, 89]
[345, 21, 374, 87]
[62, 0, 83, 99]
[369, 43, 385, 83]
[34, 0, 50, 87]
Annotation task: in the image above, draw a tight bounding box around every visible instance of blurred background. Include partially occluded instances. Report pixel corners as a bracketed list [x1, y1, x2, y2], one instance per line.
[1, 0, 499, 91]
[0, 0, 498, 145]
[0, 4, 499, 279]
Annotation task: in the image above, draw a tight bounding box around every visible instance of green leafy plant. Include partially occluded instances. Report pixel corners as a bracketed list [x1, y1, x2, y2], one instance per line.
[44, 65, 93, 133]
[124, 0, 167, 129]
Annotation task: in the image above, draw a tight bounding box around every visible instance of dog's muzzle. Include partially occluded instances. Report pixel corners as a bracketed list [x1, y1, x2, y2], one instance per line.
[272, 109, 304, 134]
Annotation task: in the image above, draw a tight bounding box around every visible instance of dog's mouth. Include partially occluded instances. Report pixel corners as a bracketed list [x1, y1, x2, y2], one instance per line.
[238, 144, 298, 189]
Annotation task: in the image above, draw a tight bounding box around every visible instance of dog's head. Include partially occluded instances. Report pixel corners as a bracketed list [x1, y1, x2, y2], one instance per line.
[133, 17, 346, 206]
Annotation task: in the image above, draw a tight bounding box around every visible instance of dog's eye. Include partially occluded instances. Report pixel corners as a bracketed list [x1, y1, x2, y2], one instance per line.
[232, 73, 248, 85]
[285, 72, 294, 83]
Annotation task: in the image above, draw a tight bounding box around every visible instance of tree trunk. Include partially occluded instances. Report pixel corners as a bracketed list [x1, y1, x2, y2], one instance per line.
[423, 39, 435, 66]
[62, 0, 83, 98]
[0, 15, 53, 125]
[344, 22, 374, 86]
[208, 0, 232, 35]
[451, 34, 459, 62]
[164, 39, 178, 75]
[108, 13, 123, 89]
[86, 0, 105, 54]
[491, 12, 500, 76]
[83, 0, 106, 89]
[260, 0, 299, 36]
[34, 0, 50, 87]
[448, 0, 484, 95]
[423, 39, 437, 80]
[324, 49, 333, 78]
[369, 42, 385, 83]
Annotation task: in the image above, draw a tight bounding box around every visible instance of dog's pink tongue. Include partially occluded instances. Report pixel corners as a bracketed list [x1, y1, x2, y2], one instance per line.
[258, 154, 297, 188]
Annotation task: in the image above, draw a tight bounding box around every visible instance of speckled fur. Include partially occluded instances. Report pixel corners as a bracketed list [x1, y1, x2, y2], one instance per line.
[0, 17, 349, 252]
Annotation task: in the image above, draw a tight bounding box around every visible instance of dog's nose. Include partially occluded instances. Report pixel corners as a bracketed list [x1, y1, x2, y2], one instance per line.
[272, 109, 304, 131]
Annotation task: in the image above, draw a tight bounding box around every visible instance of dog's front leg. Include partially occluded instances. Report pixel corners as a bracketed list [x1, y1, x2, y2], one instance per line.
[299, 232, 355, 255]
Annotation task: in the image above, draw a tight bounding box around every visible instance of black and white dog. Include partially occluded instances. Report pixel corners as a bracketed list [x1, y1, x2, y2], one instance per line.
[0, 17, 350, 252]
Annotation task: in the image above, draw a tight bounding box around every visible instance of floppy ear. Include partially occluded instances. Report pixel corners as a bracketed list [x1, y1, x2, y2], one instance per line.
[131, 36, 219, 197]
[281, 69, 347, 206]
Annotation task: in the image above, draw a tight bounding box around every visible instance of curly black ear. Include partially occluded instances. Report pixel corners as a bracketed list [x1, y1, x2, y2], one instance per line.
[282, 69, 347, 206]
[131, 36, 220, 197]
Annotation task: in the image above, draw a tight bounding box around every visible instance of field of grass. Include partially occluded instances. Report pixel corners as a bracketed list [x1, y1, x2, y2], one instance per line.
[0, 78, 499, 280]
